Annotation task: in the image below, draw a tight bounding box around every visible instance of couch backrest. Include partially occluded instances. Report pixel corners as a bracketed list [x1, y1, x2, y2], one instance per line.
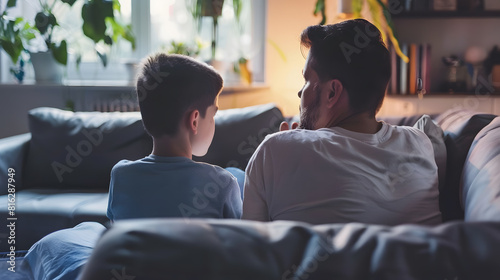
[433, 109, 497, 221]
[22, 104, 284, 191]
[193, 103, 284, 170]
[23, 108, 152, 190]
[461, 117, 500, 221]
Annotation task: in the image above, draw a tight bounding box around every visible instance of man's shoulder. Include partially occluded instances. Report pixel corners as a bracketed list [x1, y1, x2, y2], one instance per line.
[261, 129, 321, 146]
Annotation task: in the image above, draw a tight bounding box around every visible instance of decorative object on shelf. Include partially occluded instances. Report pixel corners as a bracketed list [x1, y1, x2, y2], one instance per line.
[457, 0, 484, 11]
[485, 0, 500, 10]
[233, 57, 252, 85]
[484, 46, 500, 92]
[434, 0, 458, 11]
[0, 0, 36, 65]
[464, 46, 487, 91]
[442, 55, 466, 93]
[313, 0, 409, 63]
[31, 50, 65, 83]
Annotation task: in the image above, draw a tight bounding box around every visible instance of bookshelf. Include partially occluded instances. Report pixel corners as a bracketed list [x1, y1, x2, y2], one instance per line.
[388, 10, 500, 97]
[392, 10, 500, 18]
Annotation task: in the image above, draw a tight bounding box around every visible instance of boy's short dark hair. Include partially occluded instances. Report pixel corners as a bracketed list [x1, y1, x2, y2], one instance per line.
[136, 53, 223, 138]
[300, 19, 391, 116]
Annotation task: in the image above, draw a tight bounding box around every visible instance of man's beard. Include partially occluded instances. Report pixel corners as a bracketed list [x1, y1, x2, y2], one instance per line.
[299, 88, 321, 130]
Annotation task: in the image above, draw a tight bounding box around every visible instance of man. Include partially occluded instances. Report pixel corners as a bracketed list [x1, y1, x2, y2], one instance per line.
[242, 19, 441, 226]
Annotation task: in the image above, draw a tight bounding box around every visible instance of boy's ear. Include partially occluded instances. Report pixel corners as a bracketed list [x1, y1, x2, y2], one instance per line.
[325, 79, 344, 109]
[188, 109, 200, 134]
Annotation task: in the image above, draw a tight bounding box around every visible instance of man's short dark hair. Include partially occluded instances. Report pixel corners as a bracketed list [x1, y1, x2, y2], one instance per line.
[300, 19, 391, 116]
[136, 53, 223, 138]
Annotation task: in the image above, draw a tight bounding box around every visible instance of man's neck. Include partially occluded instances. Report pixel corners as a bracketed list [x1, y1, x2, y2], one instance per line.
[151, 134, 192, 159]
[330, 111, 382, 134]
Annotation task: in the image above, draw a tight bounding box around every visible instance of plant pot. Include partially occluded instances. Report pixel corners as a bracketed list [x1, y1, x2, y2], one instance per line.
[201, 0, 225, 17]
[30, 51, 64, 84]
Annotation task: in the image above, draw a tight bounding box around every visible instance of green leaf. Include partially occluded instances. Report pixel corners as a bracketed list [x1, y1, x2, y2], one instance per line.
[352, 0, 363, 18]
[313, 0, 326, 25]
[104, 35, 112, 45]
[7, 0, 17, 8]
[35, 12, 50, 34]
[82, 0, 114, 43]
[0, 37, 22, 63]
[60, 0, 77, 6]
[50, 40, 68, 65]
[96, 49, 107, 67]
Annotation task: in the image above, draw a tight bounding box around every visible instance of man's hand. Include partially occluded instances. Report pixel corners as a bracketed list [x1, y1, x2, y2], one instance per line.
[280, 121, 299, 131]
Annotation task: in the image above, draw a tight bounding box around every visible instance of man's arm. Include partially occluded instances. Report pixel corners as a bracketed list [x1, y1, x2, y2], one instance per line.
[241, 176, 270, 221]
[241, 140, 272, 221]
[222, 176, 243, 219]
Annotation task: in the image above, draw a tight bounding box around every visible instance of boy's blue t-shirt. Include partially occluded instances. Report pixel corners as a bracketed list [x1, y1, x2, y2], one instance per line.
[107, 155, 242, 221]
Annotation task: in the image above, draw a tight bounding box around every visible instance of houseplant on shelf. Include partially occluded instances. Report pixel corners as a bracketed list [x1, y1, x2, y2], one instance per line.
[0, 0, 36, 82]
[29, 0, 77, 83]
[13, 0, 135, 83]
[191, 0, 224, 62]
[0, 0, 36, 64]
[313, 0, 409, 63]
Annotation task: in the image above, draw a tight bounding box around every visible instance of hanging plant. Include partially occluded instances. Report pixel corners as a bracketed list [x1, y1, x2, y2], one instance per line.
[313, 0, 409, 63]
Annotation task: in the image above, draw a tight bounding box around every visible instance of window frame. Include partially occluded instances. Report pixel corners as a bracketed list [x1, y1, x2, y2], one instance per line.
[0, 0, 267, 85]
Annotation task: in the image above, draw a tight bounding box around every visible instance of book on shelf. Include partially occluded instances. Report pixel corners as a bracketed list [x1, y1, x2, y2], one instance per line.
[388, 42, 431, 95]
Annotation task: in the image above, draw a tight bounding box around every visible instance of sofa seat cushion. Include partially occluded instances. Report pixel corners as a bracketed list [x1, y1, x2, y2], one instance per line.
[23, 108, 152, 190]
[79, 219, 500, 280]
[0, 190, 108, 251]
[462, 117, 500, 221]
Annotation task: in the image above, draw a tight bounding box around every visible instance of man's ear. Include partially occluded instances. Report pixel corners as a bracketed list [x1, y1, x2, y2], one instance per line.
[325, 79, 344, 108]
[187, 109, 200, 134]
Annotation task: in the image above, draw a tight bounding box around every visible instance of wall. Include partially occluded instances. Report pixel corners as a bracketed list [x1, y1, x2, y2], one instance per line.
[219, 0, 340, 117]
[219, 0, 500, 117]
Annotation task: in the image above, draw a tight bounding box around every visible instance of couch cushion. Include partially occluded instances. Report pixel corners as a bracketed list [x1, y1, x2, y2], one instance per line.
[79, 219, 500, 280]
[193, 103, 284, 169]
[434, 108, 497, 221]
[0, 189, 108, 251]
[413, 115, 447, 194]
[462, 117, 500, 221]
[23, 108, 152, 190]
[25, 222, 106, 280]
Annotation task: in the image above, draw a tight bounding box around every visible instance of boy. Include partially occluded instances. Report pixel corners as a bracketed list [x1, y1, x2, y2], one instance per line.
[107, 53, 242, 221]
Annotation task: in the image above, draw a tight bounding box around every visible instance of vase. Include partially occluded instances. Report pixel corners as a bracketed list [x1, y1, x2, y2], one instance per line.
[30, 51, 64, 84]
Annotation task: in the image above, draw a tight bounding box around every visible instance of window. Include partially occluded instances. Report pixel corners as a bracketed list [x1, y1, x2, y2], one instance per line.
[0, 0, 267, 85]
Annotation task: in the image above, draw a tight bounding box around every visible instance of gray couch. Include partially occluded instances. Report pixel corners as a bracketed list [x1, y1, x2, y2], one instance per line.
[80, 110, 500, 279]
[1, 104, 500, 278]
[0, 103, 284, 251]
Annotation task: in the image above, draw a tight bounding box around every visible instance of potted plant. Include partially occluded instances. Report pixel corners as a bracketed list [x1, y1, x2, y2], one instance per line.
[0, 0, 36, 64]
[0, 0, 36, 82]
[29, 0, 78, 83]
[5, 0, 135, 83]
[191, 0, 224, 62]
[313, 0, 409, 63]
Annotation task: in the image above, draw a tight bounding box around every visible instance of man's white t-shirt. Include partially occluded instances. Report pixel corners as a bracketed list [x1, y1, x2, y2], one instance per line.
[242, 122, 442, 226]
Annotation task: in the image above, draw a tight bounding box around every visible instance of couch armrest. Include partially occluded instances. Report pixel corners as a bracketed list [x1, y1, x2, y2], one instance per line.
[0, 133, 31, 195]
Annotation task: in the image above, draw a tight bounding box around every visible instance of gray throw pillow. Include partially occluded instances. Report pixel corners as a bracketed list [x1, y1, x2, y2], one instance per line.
[413, 115, 447, 193]
[23, 108, 152, 190]
[193, 103, 284, 169]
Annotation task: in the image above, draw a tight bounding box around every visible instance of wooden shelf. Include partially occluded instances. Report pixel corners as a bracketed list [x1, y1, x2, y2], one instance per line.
[387, 92, 500, 97]
[392, 10, 500, 19]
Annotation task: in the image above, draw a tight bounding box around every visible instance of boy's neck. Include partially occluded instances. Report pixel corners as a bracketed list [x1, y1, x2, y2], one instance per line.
[151, 134, 192, 159]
